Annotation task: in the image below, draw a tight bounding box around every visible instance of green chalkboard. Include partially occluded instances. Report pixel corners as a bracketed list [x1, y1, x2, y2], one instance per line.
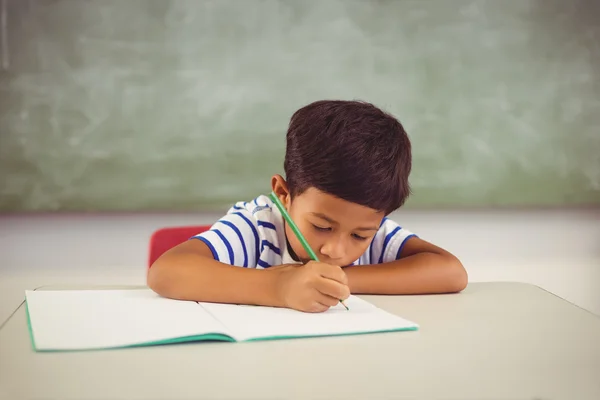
[1, 0, 599, 212]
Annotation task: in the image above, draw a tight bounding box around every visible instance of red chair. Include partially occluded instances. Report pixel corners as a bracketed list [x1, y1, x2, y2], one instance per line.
[148, 225, 210, 269]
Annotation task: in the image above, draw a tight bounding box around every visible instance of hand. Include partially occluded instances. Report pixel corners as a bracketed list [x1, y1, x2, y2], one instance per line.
[273, 261, 350, 313]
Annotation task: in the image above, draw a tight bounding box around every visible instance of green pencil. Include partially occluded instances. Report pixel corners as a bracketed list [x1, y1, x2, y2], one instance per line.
[269, 191, 349, 310]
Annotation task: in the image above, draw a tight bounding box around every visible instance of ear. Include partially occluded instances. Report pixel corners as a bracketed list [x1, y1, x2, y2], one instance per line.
[271, 174, 291, 208]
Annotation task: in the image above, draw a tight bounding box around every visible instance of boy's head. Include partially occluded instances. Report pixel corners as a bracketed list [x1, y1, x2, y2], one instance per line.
[272, 100, 412, 266]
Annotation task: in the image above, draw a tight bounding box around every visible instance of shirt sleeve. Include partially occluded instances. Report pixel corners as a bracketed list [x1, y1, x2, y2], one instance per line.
[365, 218, 417, 264]
[190, 205, 260, 268]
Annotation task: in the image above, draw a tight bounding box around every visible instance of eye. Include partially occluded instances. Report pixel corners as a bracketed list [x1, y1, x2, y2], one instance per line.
[352, 233, 368, 241]
[312, 224, 331, 232]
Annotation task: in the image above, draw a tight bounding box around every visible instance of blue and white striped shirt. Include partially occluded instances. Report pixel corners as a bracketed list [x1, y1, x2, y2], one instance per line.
[192, 195, 417, 268]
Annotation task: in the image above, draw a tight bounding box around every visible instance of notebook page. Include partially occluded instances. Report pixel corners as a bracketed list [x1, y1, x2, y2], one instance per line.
[25, 289, 232, 351]
[200, 295, 418, 342]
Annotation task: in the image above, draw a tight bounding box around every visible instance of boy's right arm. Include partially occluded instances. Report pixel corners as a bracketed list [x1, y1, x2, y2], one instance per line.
[147, 240, 349, 313]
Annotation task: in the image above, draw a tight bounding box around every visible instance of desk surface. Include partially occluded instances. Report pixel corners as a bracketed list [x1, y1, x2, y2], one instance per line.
[1, 282, 599, 400]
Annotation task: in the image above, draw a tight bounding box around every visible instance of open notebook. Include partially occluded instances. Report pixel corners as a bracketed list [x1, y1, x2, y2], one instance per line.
[24, 289, 419, 351]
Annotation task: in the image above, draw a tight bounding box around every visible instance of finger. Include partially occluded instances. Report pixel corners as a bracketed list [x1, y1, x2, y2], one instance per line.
[314, 291, 341, 307]
[306, 301, 330, 313]
[315, 263, 348, 285]
[313, 277, 350, 300]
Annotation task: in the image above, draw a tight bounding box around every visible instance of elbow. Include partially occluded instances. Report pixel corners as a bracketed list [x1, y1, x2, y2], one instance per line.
[445, 255, 468, 293]
[147, 259, 175, 298]
[146, 263, 162, 294]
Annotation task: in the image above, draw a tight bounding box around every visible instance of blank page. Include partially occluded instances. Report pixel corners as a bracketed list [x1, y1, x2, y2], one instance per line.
[200, 295, 418, 342]
[25, 289, 231, 351]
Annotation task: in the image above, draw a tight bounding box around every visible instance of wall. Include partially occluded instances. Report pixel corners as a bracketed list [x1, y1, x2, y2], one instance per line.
[2, 0, 599, 211]
[2, 209, 599, 315]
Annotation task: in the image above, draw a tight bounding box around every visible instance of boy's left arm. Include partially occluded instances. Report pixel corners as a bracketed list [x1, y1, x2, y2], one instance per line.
[343, 236, 468, 294]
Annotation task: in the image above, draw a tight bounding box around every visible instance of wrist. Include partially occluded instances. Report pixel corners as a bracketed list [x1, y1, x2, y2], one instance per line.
[263, 265, 295, 308]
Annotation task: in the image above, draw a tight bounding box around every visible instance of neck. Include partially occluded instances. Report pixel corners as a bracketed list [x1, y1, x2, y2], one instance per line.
[286, 235, 301, 263]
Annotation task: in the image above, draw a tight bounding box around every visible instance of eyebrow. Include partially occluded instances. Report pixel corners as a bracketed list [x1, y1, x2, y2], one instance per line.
[310, 212, 379, 232]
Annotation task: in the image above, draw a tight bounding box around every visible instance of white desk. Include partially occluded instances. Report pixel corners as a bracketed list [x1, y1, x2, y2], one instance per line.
[0, 268, 145, 328]
[1, 282, 599, 400]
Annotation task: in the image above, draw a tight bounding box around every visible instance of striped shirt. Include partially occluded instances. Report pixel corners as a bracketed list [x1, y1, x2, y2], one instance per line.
[192, 195, 417, 268]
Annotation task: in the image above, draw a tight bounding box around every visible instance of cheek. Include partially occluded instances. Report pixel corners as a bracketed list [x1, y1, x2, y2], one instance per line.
[344, 240, 371, 261]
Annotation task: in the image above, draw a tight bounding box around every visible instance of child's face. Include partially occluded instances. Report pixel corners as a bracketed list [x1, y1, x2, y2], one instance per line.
[282, 186, 385, 267]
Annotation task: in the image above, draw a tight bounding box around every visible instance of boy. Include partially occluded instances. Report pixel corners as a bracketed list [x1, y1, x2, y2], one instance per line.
[148, 100, 467, 313]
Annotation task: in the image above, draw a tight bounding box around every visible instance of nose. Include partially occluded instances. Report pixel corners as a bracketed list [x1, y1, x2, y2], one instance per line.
[319, 236, 345, 262]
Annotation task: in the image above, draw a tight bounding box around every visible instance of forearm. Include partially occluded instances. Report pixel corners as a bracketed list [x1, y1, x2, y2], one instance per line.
[344, 253, 467, 295]
[147, 251, 282, 306]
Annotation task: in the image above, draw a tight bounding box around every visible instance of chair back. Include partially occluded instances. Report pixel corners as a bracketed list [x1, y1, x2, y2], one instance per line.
[148, 225, 210, 268]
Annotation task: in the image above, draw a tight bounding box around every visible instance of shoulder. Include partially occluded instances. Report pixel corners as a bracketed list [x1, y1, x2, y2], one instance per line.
[191, 195, 286, 267]
[360, 217, 418, 264]
[226, 195, 282, 229]
[217, 195, 285, 252]
[377, 217, 417, 250]
[378, 218, 414, 238]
